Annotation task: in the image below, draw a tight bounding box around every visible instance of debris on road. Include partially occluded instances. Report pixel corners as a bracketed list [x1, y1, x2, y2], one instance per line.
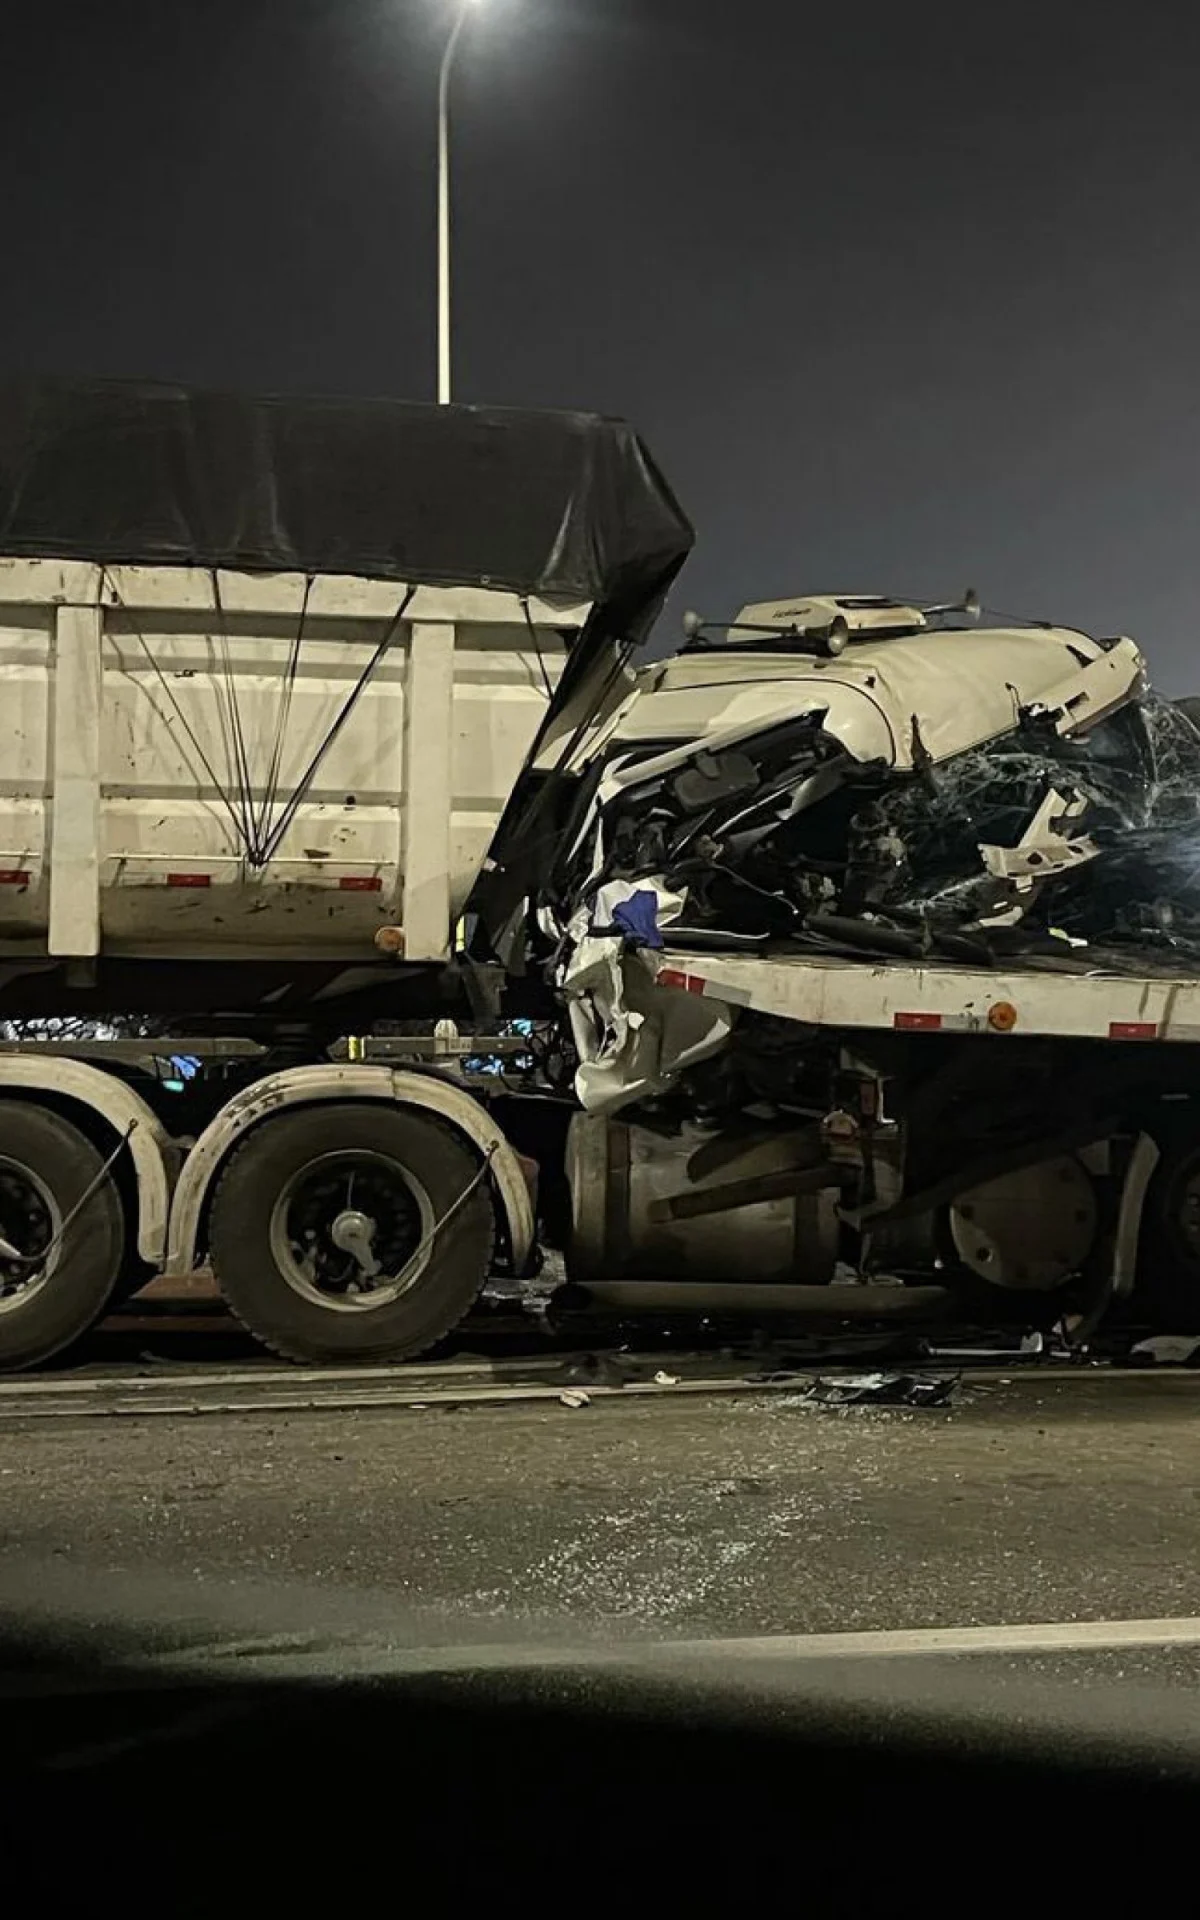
[801, 1371, 959, 1409]
[558, 1388, 592, 1409]
[654, 1370, 680, 1386]
[1128, 1334, 1200, 1366]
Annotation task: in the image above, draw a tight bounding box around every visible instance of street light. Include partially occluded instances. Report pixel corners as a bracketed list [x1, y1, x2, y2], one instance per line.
[437, 0, 482, 405]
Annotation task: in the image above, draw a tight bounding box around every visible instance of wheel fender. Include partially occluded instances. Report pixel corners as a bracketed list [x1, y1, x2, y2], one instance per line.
[0, 1058, 173, 1264]
[165, 1064, 535, 1276]
[1113, 1131, 1160, 1299]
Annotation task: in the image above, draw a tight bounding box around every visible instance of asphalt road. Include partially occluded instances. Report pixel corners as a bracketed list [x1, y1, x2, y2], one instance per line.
[13, 1372, 1200, 1901]
[3, 1366, 1200, 1643]
[9, 1360, 1200, 1803]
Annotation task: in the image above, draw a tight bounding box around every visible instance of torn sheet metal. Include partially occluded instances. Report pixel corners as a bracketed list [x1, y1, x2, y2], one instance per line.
[978, 788, 1096, 884]
[974, 788, 1099, 925]
[800, 1371, 959, 1408]
[1128, 1334, 1200, 1365]
[561, 880, 735, 1113]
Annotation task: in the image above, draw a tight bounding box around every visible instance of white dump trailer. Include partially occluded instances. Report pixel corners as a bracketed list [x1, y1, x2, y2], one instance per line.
[0, 376, 692, 1366]
[0, 556, 580, 970]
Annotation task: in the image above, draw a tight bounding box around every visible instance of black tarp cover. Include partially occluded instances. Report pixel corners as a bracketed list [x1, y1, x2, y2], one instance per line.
[0, 376, 693, 644]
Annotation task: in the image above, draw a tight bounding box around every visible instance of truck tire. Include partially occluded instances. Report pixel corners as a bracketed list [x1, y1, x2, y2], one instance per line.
[0, 1105, 125, 1371]
[207, 1105, 495, 1364]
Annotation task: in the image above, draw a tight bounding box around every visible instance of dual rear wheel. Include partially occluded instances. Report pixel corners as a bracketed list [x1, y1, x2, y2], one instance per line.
[0, 1101, 496, 1372]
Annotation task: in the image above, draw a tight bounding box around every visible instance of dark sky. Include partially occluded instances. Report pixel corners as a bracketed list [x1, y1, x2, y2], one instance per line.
[3, 0, 1200, 684]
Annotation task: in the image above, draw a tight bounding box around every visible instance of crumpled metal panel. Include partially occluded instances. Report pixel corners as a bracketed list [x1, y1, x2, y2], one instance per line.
[560, 878, 736, 1113]
[557, 666, 1200, 982]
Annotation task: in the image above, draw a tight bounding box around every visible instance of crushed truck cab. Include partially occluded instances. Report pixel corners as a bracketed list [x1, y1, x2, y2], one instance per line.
[550, 591, 1187, 1110]
[572, 594, 1143, 776]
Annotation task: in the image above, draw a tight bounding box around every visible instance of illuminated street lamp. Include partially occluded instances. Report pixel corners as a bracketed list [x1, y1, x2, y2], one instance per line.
[437, 0, 483, 404]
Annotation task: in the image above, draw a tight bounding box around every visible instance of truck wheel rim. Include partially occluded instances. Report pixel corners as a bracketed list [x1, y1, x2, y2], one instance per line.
[267, 1150, 437, 1313]
[0, 1160, 62, 1313]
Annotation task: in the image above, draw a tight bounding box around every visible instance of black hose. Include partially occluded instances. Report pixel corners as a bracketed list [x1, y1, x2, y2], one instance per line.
[804, 912, 925, 958]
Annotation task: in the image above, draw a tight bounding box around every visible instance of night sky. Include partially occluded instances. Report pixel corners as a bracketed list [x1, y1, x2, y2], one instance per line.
[3, 1, 1199, 684]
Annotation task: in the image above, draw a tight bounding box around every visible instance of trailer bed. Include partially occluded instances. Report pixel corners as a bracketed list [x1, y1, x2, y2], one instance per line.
[654, 948, 1200, 1045]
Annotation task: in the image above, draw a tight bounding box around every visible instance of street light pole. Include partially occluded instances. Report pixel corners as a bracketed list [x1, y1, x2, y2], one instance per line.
[437, 1, 475, 405]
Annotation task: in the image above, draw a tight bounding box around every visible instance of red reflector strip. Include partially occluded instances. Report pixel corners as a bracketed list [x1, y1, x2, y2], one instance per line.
[338, 875, 383, 892]
[656, 967, 705, 994]
[894, 1011, 943, 1031]
[1109, 1021, 1158, 1040]
[0, 870, 29, 885]
[166, 873, 211, 888]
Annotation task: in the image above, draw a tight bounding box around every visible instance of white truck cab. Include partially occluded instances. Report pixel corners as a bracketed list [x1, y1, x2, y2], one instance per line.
[568, 593, 1144, 779]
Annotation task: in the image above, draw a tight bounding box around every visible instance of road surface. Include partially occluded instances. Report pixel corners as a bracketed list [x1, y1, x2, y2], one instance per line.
[3, 1366, 1200, 1655]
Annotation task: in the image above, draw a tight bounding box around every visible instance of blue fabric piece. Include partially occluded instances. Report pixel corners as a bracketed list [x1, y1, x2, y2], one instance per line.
[612, 889, 665, 950]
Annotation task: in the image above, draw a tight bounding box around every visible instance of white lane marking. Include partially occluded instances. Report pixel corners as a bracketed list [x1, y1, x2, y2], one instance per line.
[151, 1614, 1200, 1680]
[661, 1616, 1200, 1661]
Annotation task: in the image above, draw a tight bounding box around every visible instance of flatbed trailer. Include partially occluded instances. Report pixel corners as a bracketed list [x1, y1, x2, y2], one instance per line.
[563, 941, 1200, 1322]
[652, 948, 1200, 1044]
